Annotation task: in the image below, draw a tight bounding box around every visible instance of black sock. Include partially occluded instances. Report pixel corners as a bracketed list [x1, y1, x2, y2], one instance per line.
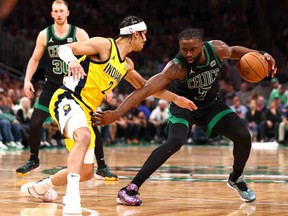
[29, 154, 39, 163]
[229, 171, 242, 182]
[93, 126, 106, 169]
[131, 123, 188, 189]
[131, 172, 149, 188]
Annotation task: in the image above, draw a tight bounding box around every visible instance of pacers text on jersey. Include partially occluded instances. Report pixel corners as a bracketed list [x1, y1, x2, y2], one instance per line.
[103, 63, 123, 83]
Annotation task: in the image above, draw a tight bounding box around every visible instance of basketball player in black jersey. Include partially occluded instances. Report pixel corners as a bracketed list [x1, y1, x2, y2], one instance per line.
[15, 0, 118, 181]
[93, 28, 277, 205]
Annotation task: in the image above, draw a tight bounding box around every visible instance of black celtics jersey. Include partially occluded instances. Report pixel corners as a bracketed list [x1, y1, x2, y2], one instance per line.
[170, 41, 222, 105]
[45, 24, 77, 85]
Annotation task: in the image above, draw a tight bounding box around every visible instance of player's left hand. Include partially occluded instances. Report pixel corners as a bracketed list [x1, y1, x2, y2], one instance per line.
[173, 96, 197, 111]
[263, 53, 277, 77]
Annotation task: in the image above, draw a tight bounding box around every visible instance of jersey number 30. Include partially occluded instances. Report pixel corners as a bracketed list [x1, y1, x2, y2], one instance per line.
[52, 59, 68, 75]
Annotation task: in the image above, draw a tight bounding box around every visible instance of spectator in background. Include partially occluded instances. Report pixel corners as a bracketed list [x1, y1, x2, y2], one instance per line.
[0, 87, 14, 114]
[258, 100, 282, 142]
[123, 105, 147, 144]
[268, 83, 288, 107]
[137, 99, 152, 120]
[0, 121, 8, 149]
[235, 81, 251, 106]
[251, 78, 280, 99]
[223, 82, 236, 106]
[278, 108, 288, 145]
[100, 97, 119, 145]
[41, 117, 62, 147]
[245, 99, 263, 142]
[149, 99, 169, 143]
[256, 95, 267, 114]
[15, 96, 33, 148]
[137, 98, 154, 141]
[0, 90, 23, 148]
[230, 96, 248, 120]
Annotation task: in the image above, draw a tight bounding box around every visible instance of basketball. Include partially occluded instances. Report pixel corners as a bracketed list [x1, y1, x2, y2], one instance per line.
[239, 52, 269, 83]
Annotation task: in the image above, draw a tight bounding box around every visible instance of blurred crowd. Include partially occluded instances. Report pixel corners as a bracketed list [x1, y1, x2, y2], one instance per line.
[1, 0, 288, 76]
[2, 70, 288, 150]
[0, 0, 288, 149]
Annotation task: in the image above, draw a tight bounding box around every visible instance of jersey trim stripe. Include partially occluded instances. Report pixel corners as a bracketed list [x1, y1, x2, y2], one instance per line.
[34, 100, 50, 113]
[51, 24, 72, 41]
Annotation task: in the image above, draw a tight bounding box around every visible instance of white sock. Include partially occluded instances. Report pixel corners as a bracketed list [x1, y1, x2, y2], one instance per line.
[34, 176, 55, 195]
[66, 173, 80, 197]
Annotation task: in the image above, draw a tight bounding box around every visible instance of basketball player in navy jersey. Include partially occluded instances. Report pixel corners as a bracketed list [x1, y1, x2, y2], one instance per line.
[16, 0, 118, 181]
[93, 28, 277, 205]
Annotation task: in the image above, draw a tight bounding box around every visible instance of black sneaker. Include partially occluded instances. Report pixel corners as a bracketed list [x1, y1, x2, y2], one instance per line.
[16, 160, 40, 175]
[94, 167, 118, 181]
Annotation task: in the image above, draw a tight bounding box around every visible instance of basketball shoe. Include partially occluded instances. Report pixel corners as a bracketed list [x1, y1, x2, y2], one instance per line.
[117, 183, 142, 206]
[16, 160, 40, 174]
[21, 181, 57, 202]
[227, 174, 256, 202]
[94, 167, 118, 181]
[62, 195, 82, 214]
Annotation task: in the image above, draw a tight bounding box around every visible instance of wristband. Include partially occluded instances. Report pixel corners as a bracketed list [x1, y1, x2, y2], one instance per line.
[258, 51, 267, 55]
[58, 46, 78, 64]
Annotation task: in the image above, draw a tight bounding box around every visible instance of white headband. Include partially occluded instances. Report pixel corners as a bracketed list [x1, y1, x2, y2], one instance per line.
[120, 21, 147, 35]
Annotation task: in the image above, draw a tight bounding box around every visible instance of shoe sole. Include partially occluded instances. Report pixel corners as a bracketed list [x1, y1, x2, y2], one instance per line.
[94, 173, 118, 181]
[62, 208, 82, 215]
[16, 164, 40, 176]
[116, 197, 142, 206]
[227, 182, 256, 203]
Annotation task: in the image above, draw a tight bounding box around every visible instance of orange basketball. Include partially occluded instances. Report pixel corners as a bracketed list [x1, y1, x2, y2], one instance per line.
[239, 52, 269, 83]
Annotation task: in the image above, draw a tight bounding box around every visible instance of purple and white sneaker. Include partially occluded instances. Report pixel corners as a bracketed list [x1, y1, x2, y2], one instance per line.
[117, 183, 142, 206]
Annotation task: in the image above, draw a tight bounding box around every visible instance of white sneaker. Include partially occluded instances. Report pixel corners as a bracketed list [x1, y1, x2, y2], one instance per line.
[21, 182, 57, 202]
[62, 195, 82, 214]
[0, 141, 8, 149]
[6, 141, 17, 148]
[15, 141, 24, 149]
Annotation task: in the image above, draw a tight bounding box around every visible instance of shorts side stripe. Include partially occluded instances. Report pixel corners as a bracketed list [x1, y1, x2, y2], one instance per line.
[206, 109, 233, 138]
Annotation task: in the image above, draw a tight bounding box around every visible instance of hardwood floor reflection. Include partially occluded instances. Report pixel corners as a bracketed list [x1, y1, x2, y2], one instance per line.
[0, 143, 287, 215]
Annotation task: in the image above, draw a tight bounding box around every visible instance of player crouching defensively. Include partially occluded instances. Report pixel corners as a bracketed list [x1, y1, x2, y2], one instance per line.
[19, 16, 196, 215]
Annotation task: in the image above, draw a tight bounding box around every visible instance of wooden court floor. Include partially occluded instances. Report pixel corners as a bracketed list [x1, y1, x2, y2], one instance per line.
[0, 143, 288, 215]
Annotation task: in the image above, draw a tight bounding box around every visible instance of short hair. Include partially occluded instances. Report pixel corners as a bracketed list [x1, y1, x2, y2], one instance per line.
[178, 28, 203, 41]
[52, 0, 68, 9]
[119, 16, 144, 29]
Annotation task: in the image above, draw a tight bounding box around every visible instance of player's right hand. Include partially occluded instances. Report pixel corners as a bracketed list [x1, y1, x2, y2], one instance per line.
[67, 60, 86, 81]
[91, 110, 120, 126]
[23, 81, 35, 99]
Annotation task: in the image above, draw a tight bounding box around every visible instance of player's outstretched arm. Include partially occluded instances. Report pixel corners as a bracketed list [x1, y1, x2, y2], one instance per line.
[92, 62, 197, 126]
